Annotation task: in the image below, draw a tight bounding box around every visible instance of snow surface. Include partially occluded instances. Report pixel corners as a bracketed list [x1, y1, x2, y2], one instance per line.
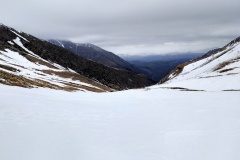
[10, 30, 29, 42]
[0, 84, 239, 160]
[7, 41, 14, 45]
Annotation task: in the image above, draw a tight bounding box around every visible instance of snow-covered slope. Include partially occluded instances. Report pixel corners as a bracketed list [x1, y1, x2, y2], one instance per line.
[0, 24, 153, 91]
[0, 25, 112, 92]
[158, 37, 240, 91]
[0, 84, 239, 160]
[0, 48, 108, 92]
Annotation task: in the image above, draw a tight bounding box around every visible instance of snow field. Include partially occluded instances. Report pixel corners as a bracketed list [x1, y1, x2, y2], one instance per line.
[0, 84, 239, 160]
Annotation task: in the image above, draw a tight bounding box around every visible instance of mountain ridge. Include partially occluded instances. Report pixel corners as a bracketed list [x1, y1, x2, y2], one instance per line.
[0, 24, 154, 91]
[48, 39, 138, 70]
[157, 36, 240, 91]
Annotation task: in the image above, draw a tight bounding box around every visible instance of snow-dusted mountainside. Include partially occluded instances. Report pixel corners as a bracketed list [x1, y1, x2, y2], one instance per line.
[0, 48, 110, 92]
[158, 37, 240, 91]
[0, 26, 111, 92]
[0, 24, 153, 91]
[48, 40, 138, 71]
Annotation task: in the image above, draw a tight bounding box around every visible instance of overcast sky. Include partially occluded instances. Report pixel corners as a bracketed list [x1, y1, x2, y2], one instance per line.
[1, 0, 240, 55]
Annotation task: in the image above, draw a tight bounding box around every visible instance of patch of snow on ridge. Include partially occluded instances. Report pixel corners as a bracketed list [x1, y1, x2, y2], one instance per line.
[0, 49, 47, 70]
[56, 40, 65, 48]
[50, 62, 67, 70]
[7, 41, 14, 45]
[13, 37, 35, 55]
[10, 30, 29, 42]
[12, 37, 62, 67]
[67, 68, 78, 73]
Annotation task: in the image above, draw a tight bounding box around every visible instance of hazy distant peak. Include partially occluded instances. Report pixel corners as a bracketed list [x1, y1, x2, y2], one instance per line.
[76, 43, 105, 52]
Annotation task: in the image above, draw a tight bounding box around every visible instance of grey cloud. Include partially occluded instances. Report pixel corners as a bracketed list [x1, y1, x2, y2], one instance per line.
[1, 0, 240, 55]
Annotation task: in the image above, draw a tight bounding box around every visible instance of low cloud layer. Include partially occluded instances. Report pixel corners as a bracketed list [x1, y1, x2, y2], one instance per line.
[1, 0, 240, 55]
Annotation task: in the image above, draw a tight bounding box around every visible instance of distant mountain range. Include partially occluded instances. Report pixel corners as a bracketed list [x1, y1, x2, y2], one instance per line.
[0, 24, 154, 91]
[120, 52, 205, 62]
[49, 39, 204, 82]
[1, 23, 239, 92]
[121, 53, 205, 81]
[48, 40, 137, 70]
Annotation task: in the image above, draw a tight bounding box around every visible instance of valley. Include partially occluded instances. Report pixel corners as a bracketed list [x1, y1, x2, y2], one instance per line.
[0, 23, 239, 160]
